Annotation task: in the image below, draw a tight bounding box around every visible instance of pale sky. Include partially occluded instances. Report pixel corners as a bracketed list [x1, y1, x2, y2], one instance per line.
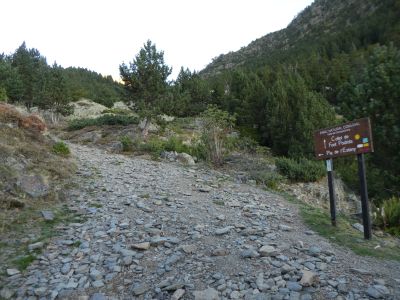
[1, 0, 314, 80]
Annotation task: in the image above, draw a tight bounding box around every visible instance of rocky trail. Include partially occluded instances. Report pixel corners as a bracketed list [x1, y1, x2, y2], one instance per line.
[2, 143, 400, 300]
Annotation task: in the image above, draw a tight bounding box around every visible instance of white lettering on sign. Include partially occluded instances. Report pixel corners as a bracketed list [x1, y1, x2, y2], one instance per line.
[326, 134, 354, 148]
[340, 147, 357, 154]
[319, 122, 360, 136]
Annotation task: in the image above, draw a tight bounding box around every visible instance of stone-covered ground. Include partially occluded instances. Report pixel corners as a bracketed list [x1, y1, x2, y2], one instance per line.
[2, 144, 400, 300]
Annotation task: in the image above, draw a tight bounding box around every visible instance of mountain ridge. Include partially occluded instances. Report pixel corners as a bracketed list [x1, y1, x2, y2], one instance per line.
[201, 0, 398, 76]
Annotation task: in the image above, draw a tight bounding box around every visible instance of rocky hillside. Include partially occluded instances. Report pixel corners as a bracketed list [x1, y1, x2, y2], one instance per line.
[0, 104, 75, 228]
[201, 0, 400, 76]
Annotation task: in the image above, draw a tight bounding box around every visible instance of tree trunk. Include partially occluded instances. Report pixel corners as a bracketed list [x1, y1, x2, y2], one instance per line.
[142, 117, 151, 140]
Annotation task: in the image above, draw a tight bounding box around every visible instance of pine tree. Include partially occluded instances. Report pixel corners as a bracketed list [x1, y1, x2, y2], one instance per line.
[11, 42, 48, 110]
[265, 71, 336, 157]
[119, 40, 172, 137]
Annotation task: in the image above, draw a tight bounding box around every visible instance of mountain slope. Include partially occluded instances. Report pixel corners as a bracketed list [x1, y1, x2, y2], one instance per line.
[202, 0, 400, 76]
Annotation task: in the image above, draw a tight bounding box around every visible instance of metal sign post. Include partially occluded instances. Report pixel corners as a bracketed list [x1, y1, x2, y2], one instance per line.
[326, 159, 336, 226]
[357, 153, 372, 239]
[314, 118, 374, 239]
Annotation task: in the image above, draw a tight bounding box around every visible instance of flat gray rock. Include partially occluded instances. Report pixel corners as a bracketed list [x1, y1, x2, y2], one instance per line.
[259, 245, 278, 257]
[287, 281, 302, 292]
[193, 287, 219, 300]
[28, 242, 44, 251]
[92, 280, 105, 288]
[215, 226, 234, 235]
[241, 248, 260, 258]
[0, 288, 14, 299]
[132, 283, 149, 296]
[90, 293, 107, 300]
[41, 210, 55, 221]
[366, 285, 390, 299]
[6, 269, 20, 276]
[352, 223, 364, 232]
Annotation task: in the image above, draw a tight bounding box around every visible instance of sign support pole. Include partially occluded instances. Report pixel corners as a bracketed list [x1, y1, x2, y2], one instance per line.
[357, 153, 372, 239]
[326, 159, 336, 226]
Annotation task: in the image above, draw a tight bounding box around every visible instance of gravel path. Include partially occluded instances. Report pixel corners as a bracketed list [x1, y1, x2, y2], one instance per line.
[2, 144, 400, 300]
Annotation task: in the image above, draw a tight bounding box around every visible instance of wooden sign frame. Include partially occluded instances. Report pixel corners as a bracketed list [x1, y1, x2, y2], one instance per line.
[314, 118, 373, 160]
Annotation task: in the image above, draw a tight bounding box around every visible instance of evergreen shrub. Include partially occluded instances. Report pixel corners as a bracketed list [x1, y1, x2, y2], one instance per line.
[52, 141, 70, 156]
[276, 157, 325, 182]
[68, 114, 139, 131]
[120, 136, 134, 152]
[374, 197, 400, 236]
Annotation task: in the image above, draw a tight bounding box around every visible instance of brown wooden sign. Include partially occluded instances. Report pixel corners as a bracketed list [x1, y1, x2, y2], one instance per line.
[314, 118, 373, 160]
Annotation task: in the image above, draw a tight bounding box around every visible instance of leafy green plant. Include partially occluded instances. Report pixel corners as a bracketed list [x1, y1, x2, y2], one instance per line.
[13, 254, 36, 271]
[52, 141, 70, 156]
[120, 135, 134, 152]
[68, 114, 139, 131]
[275, 157, 325, 182]
[135, 136, 207, 161]
[374, 197, 400, 235]
[102, 108, 132, 115]
[0, 87, 8, 102]
[138, 137, 165, 157]
[164, 136, 188, 153]
[251, 171, 285, 190]
[200, 105, 236, 166]
[232, 136, 259, 153]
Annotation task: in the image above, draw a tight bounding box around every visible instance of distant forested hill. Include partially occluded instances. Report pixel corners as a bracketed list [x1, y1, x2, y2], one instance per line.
[202, 0, 400, 77]
[63, 67, 125, 108]
[0, 42, 125, 113]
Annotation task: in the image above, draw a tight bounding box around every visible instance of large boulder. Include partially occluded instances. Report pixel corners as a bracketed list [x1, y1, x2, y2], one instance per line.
[176, 153, 196, 165]
[17, 174, 50, 198]
[68, 98, 108, 120]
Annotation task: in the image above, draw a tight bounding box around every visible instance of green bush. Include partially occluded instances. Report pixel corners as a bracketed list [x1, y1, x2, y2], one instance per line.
[52, 141, 70, 156]
[189, 141, 208, 161]
[102, 108, 132, 115]
[164, 136, 188, 153]
[200, 105, 236, 166]
[138, 138, 165, 157]
[120, 136, 134, 152]
[68, 114, 139, 131]
[233, 136, 259, 153]
[275, 157, 325, 182]
[251, 171, 285, 190]
[135, 136, 207, 161]
[374, 197, 400, 235]
[0, 87, 8, 102]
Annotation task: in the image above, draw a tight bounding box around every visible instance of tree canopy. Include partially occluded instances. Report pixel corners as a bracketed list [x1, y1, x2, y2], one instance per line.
[119, 40, 172, 116]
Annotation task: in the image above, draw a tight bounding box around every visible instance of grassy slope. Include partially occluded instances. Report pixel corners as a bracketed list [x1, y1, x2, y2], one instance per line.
[283, 193, 400, 261]
[0, 114, 78, 274]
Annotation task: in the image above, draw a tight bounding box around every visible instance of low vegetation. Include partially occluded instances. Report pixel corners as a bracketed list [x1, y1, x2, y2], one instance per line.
[200, 106, 236, 166]
[283, 193, 400, 261]
[0, 105, 77, 271]
[68, 114, 139, 131]
[1, 205, 85, 271]
[122, 135, 207, 161]
[52, 141, 70, 156]
[275, 157, 325, 182]
[120, 135, 134, 152]
[374, 197, 400, 236]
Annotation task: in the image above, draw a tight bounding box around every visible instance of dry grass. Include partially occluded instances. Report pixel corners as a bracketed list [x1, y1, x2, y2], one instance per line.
[0, 125, 76, 235]
[0, 103, 47, 133]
